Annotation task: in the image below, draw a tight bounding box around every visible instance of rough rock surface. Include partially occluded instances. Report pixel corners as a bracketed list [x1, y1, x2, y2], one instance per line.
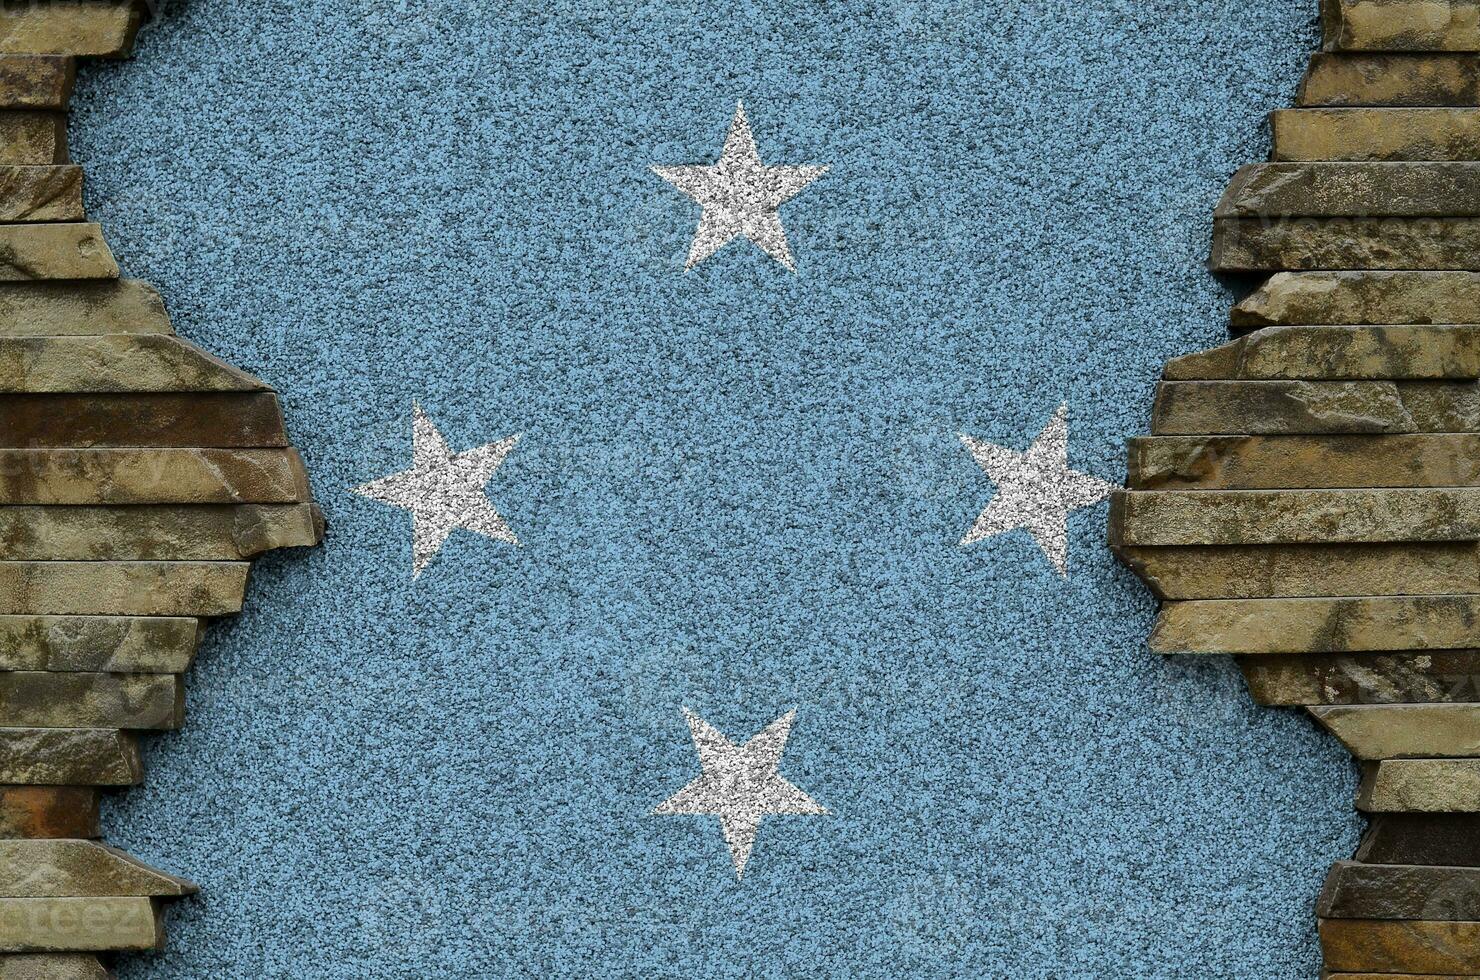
[0, 5, 323, 966]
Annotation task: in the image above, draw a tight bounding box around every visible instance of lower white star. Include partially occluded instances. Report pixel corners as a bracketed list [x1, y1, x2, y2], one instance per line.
[652, 101, 828, 271]
[654, 708, 827, 879]
[961, 403, 1115, 577]
[351, 403, 520, 578]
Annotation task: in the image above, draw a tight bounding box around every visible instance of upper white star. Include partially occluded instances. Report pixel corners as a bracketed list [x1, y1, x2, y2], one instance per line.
[351, 403, 520, 578]
[652, 101, 828, 271]
[961, 403, 1115, 577]
[654, 708, 827, 879]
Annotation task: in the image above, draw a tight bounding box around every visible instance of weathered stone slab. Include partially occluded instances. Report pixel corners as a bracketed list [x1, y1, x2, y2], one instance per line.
[1322, 918, 1480, 973]
[1312, 702, 1480, 758]
[0, 168, 81, 224]
[0, 393, 287, 448]
[0, 4, 146, 59]
[1111, 489, 1480, 546]
[0, 562, 247, 617]
[0, 226, 112, 281]
[1150, 595, 1480, 655]
[1301, 53, 1480, 105]
[0, 955, 109, 980]
[0, 58, 74, 111]
[1168, 326, 1480, 382]
[1118, 542, 1476, 600]
[1241, 651, 1480, 704]
[1233, 272, 1480, 328]
[0, 336, 264, 393]
[0, 896, 158, 953]
[1320, 861, 1480, 920]
[0, 280, 169, 336]
[1214, 216, 1480, 272]
[1164, 326, 1480, 381]
[0, 505, 323, 561]
[0, 617, 196, 673]
[0, 789, 97, 840]
[1274, 108, 1480, 160]
[0, 449, 309, 504]
[0, 673, 180, 730]
[0, 842, 192, 898]
[1219, 163, 1480, 218]
[1152, 381, 1480, 435]
[1128, 434, 1480, 490]
[1359, 759, 1480, 811]
[0, 114, 63, 167]
[1322, 0, 1480, 52]
[0, 731, 139, 787]
[1357, 813, 1480, 865]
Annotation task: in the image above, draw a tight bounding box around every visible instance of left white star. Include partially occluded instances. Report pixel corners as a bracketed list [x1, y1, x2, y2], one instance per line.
[652, 101, 828, 271]
[654, 708, 827, 880]
[351, 403, 520, 578]
[961, 403, 1115, 577]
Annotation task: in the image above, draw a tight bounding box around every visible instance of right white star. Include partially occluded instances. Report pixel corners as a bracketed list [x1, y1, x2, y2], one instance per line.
[960, 403, 1115, 577]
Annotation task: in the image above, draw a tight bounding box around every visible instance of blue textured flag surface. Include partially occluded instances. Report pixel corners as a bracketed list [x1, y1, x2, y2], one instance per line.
[74, 1, 1354, 976]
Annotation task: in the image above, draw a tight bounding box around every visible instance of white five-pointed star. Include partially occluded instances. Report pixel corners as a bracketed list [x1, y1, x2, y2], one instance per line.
[960, 403, 1115, 577]
[652, 101, 828, 271]
[351, 403, 520, 578]
[654, 709, 827, 879]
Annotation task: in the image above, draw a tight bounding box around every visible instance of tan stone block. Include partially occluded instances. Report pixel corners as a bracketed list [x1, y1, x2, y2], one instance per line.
[1165, 326, 1480, 380]
[0, 955, 109, 980]
[0, 617, 196, 673]
[0, 58, 74, 111]
[1218, 163, 1480, 218]
[1240, 651, 1480, 704]
[0, 169, 81, 224]
[0, 897, 159, 953]
[1320, 860, 1480, 919]
[1150, 595, 1480, 654]
[1274, 108, 1480, 160]
[0, 281, 169, 336]
[0, 673, 180, 730]
[1119, 542, 1476, 600]
[0, 393, 287, 449]
[0, 731, 140, 787]
[1326, 923, 1480, 977]
[1214, 216, 1480, 273]
[1321, 917, 1480, 974]
[1300, 53, 1480, 105]
[1323, 0, 1480, 52]
[0, 842, 192, 898]
[0, 114, 63, 167]
[1152, 381, 1480, 435]
[1360, 759, 1480, 811]
[0, 562, 247, 617]
[0, 449, 309, 504]
[1110, 489, 1480, 546]
[0, 336, 264, 393]
[1127, 434, 1480, 490]
[0, 788, 97, 840]
[0, 505, 322, 561]
[0, 3, 147, 59]
[1312, 702, 1480, 758]
[1233, 271, 1480, 328]
[0, 226, 112, 281]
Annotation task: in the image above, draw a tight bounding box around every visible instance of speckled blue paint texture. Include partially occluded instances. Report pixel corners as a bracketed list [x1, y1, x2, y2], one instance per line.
[70, 1, 1350, 976]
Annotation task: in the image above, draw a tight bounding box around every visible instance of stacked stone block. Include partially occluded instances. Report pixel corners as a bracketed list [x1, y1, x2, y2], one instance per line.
[1115, 1, 1480, 974]
[0, 4, 322, 977]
